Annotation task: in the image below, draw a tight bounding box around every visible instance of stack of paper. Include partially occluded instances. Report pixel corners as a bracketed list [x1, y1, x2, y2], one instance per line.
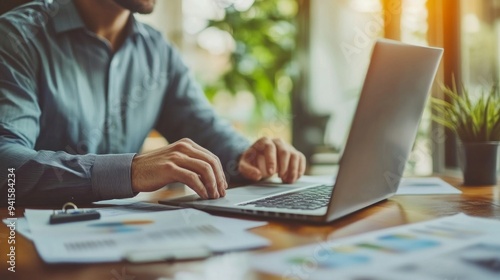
[10, 204, 268, 263]
[252, 214, 500, 279]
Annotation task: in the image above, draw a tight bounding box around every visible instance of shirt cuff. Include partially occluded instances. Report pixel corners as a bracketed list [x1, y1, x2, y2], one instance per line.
[91, 153, 136, 200]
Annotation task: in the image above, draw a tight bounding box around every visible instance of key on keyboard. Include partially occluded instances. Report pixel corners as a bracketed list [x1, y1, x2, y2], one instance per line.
[239, 185, 333, 210]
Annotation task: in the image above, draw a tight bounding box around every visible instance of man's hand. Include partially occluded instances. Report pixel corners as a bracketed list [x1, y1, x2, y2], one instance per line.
[131, 138, 227, 199]
[238, 137, 306, 183]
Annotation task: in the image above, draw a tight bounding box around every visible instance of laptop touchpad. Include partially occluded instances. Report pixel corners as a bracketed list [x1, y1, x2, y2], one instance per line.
[228, 185, 300, 196]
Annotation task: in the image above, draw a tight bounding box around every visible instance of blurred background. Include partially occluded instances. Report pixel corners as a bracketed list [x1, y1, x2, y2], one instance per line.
[136, 0, 500, 176]
[2, 0, 497, 176]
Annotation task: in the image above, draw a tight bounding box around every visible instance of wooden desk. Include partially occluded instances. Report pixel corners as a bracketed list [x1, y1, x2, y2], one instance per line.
[1, 176, 499, 280]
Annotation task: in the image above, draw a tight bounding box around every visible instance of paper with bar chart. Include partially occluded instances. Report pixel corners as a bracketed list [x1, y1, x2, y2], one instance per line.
[24, 208, 269, 263]
[252, 213, 500, 279]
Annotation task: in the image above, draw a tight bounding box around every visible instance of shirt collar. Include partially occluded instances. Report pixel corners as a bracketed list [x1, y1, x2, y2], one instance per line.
[51, 0, 149, 38]
[129, 15, 150, 38]
[51, 0, 85, 34]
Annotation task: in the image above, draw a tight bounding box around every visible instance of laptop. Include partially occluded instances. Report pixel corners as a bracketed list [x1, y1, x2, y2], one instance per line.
[160, 39, 443, 223]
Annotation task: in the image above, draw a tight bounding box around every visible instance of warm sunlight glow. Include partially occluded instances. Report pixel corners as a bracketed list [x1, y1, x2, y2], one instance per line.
[401, 0, 428, 44]
[463, 13, 480, 33]
[349, 0, 382, 13]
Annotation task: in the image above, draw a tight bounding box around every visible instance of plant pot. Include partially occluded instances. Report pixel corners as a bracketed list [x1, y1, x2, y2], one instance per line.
[458, 142, 499, 186]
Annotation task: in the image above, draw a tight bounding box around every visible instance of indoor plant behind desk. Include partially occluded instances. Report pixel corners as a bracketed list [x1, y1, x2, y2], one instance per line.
[432, 81, 500, 186]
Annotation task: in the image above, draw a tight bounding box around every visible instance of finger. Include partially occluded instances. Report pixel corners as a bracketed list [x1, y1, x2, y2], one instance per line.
[178, 139, 227, 190]
[242, 144, 258, 163]
[257, 155, 267, 177]
[263, 139, 277, 175]
[298, 153, 306, 178]
[284, 153, 300, 183]
[253, 137, 277, 176]
[175, 139, 228, 191]
[272, 139, 291, 179]
[172, 166, 209, 199]
[239, 159, 262, 181]
[176, 156, 220, 198]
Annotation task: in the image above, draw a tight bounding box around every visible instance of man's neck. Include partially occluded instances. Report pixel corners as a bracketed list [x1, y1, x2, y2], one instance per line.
[74, 0, 131, 52]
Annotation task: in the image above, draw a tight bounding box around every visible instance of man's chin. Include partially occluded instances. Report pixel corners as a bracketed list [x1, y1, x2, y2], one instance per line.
[113, 0, 156, 14]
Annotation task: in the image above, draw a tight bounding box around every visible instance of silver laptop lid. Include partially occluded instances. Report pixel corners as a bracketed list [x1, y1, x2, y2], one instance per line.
[326, 39, 443, 222]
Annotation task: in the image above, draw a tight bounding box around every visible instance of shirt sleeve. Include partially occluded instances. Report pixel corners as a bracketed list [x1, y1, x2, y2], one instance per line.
[0, 19, 135, 206]
[154, 44, 251, 183]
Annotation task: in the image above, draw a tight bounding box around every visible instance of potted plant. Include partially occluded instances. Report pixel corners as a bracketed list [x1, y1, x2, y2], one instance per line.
[431, 80, 500, 185]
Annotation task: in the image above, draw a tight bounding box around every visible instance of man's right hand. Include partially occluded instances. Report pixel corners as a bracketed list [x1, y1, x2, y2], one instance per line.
[131, 138, 228, 199]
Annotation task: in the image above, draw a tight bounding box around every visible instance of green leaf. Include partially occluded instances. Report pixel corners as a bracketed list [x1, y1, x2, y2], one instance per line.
[201, 0, 296, 121]
[432, 80, 500, 142]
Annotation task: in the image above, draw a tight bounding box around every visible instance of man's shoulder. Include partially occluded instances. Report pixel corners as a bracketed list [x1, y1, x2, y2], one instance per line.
[0, 0, 51, 26]
[0, 0, 52, 41]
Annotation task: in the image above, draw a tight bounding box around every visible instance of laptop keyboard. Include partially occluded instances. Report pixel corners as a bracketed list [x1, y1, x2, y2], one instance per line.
[239, 185, 333, 210]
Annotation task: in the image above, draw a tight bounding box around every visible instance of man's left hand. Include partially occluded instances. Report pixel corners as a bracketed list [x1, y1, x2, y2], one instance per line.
[238, 137, 306, 183]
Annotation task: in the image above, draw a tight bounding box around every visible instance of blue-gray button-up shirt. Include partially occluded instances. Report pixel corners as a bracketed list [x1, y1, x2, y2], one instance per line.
[0, 0, 249, 205]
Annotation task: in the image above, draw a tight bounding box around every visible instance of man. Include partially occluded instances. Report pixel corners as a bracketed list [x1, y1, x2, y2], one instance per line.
[0, 0, 306, 205]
